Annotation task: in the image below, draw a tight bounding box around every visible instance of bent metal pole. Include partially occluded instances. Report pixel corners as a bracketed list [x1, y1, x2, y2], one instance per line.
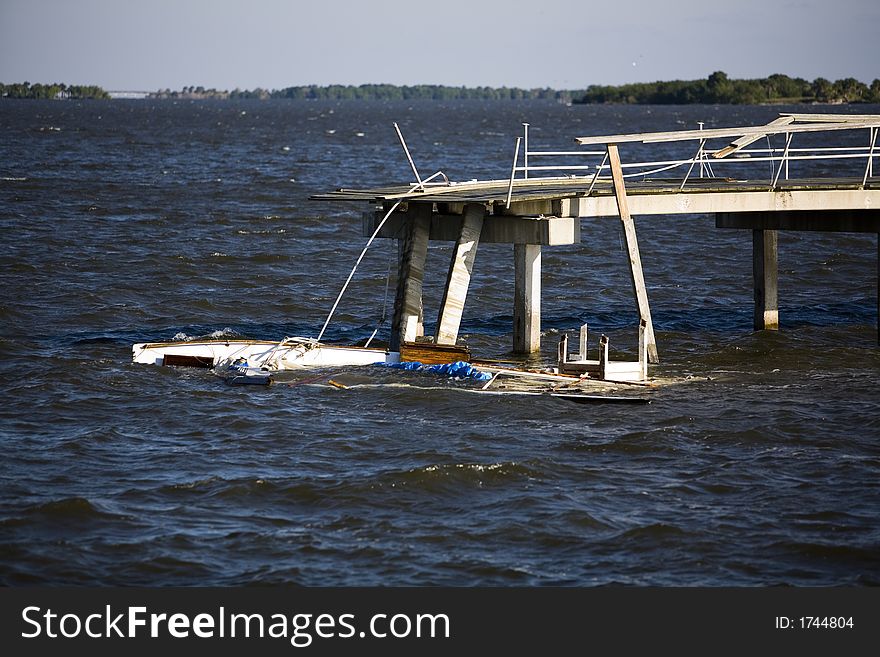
[394, 122, 423, 189]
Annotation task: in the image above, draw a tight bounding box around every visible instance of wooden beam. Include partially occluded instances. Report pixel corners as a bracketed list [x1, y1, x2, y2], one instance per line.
[390, 203, 431, 351]
[638, 318, 648, 381]
[400, 341, 470, 365]
[435, 203, 484, 345]
[575, 120, 880, 145]
[557, 333, 568, 365]
[607, 143, 659, 363]
[779, 113, 880, 123]
[713, 116, 795, 159]
[513, 243, 542, 353]
[753, 229, 779, 331]
[598, 335, 609, 380]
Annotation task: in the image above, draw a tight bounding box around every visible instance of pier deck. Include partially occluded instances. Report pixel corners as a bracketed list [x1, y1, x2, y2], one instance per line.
[316, 176, 880, 222]
[315, 175, 879, 207]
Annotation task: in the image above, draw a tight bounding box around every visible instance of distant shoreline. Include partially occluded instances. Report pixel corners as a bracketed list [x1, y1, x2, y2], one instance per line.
[3, 72, 879, 104]
[0, 82, 109, 100]
[572, 72, 880, 105]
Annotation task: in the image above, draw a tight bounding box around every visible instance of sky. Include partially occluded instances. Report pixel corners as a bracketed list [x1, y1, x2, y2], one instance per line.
[1, 0, 877, 91]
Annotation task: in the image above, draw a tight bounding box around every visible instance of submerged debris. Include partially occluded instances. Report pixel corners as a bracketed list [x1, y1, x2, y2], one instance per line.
[374, 360, 493, 381]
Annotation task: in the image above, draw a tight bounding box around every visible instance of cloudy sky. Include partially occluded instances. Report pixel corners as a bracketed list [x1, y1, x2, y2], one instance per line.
[1, 0, 876, 90]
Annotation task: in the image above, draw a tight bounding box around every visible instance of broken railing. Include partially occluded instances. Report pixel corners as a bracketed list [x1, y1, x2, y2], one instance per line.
[505, 113, 880, 206]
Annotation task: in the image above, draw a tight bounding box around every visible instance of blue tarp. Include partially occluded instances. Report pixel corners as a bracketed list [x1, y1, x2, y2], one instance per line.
[375, 360, 493, 381]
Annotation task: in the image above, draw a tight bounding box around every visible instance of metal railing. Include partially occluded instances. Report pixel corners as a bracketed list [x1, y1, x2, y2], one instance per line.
[505, 117, 880, 207]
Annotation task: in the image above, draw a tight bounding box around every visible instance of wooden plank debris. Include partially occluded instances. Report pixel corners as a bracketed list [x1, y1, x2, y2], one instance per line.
[713, 115, 796, 159]
[474, 389, 651, 405]
[557, 333, 568, 365]
[557, 330, 648, 383]
[598, 334, 609, 380]
[400, 341, 471, 365]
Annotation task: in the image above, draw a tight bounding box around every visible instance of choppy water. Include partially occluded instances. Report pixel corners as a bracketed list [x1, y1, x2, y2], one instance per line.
[1, 99, 879, 586]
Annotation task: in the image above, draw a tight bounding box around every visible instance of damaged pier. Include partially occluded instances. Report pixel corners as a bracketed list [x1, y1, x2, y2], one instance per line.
[313, 112, 880, 366]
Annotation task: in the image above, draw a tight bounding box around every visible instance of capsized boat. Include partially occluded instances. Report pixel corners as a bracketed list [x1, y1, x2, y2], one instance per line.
[132, 336, 400, 371]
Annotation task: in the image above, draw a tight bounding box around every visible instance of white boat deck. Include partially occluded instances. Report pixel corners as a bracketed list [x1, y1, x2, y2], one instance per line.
[132, 338, 399, 370]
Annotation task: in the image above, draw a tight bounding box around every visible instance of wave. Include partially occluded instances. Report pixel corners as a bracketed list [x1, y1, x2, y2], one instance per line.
[1, 496, 131, 527]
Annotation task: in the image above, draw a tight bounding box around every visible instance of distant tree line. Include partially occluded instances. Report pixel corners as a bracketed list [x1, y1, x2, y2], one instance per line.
[0, 82, 110, 99]
[153, 84, 573, 102]
[154, 85, 236, 99]
[5, 75, 878, 104]
[152, 77, 880, 103]
[574, 72, 880, 105]
[269, 84, 569, 101]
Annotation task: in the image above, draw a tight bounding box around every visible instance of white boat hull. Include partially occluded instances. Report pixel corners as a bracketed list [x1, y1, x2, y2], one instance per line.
[132, 338, 400, 370]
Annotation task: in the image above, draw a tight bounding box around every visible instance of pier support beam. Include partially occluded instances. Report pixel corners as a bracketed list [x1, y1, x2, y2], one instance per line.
[390, 203, 431, 352]
[718, 211, 880, 338]
[607, 144, 659, 363]
[513, 243, 542, 353]
[752, 229, 779, 330]
[436, 203, 484, 345]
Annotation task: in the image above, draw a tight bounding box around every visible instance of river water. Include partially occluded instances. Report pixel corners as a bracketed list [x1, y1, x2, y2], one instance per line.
[1, 99, 878, 585]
